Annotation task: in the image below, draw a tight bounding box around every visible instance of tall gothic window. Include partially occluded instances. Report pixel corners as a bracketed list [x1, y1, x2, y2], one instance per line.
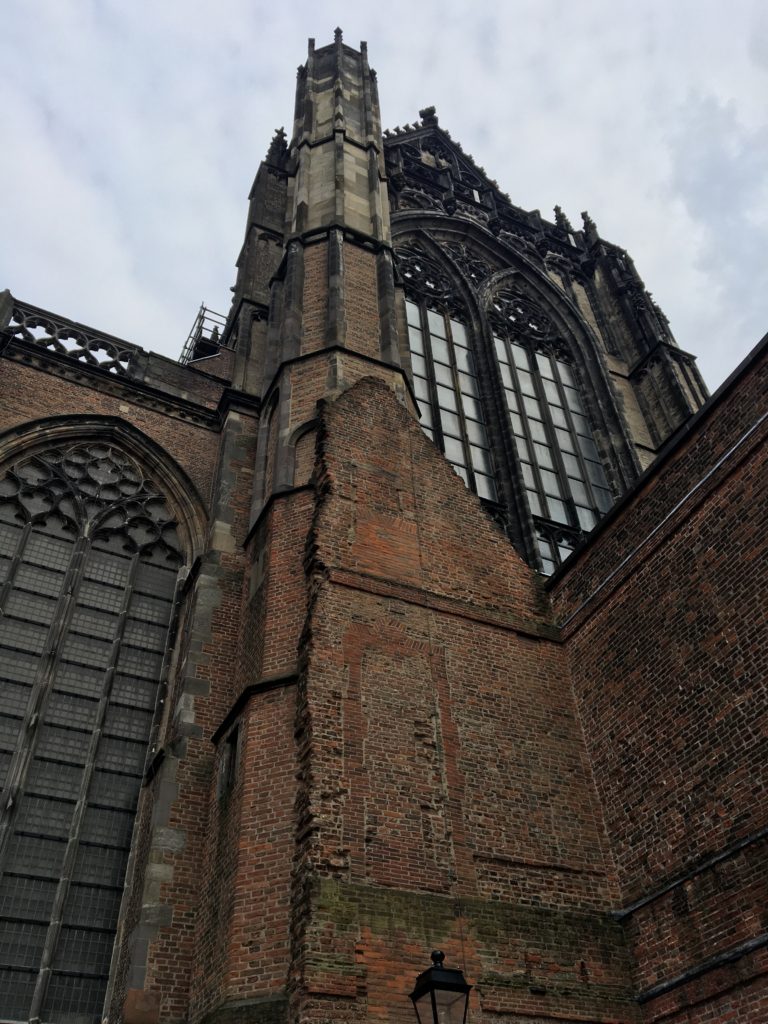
[0, 442, 184, 1024]
[397, 243, 497, 502]
[406, 299, 497, 501]
[490, 289, 614, 573]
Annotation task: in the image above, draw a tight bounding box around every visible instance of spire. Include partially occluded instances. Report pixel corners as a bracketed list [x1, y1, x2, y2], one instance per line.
[289, 32, 388, 240]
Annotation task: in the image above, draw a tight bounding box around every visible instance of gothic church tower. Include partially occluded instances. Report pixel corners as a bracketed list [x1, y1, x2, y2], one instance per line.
[1, 31, 764, 1024]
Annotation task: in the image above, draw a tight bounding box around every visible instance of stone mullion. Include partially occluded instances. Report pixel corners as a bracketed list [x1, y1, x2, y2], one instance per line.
[530, 343, 579, 530]
[549, 358, 601, 526]
[0, 525, 87, 867]
[0, 514, 33, 615]
[418, 303, 445, 453]
[28, 546, 141, 1023]
[444, 317, 476, 490]
[506, 336, 548, 519]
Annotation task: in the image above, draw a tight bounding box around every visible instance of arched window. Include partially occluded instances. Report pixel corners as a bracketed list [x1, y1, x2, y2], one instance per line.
[406, 300, 497, 501]
[0, 442, 184, 1023]
[398, 242, 497, 502]
[490, 288, 614, 573]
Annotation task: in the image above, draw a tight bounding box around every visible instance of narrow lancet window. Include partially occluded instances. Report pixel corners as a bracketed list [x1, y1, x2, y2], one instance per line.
[490, 289, 614, 573]
[406, 298, 497, 501]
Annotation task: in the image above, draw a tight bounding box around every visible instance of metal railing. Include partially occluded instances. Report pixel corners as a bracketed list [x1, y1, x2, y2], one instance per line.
[179, 304, 228, 365]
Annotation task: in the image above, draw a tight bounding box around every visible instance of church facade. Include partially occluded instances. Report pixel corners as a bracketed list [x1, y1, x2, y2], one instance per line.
[0, 31, 765, 1024]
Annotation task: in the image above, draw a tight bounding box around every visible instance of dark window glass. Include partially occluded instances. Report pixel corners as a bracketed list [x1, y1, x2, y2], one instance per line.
[492, 323, 614, 573]
[0, 442, 184, 1022]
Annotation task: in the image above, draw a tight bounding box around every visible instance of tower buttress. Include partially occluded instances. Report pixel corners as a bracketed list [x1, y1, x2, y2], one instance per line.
[238, 31, 412, 520]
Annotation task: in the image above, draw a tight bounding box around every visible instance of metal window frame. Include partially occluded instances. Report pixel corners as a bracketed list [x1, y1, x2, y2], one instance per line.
[497, 333, 613, 570]
[405, 297, 498, 500]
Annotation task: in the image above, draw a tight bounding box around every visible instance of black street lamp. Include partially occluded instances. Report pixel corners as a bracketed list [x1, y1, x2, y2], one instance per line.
[409, 950, 472, 1024]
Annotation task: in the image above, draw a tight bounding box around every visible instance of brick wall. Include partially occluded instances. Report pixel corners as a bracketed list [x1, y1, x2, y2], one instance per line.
[0, 358, 221, 504]
[288, 376, 638, 1024]
[301, 242, 329, 355]
[343, 247, 381, 360]
[551, 339, 768, 1021]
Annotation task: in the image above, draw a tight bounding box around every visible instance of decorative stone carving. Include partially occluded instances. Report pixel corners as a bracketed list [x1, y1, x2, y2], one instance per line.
[0, 442, 182, 559]
[396, 188, 445, 213]
[553, 205, 574, 233]
[266, 127, 288, 165]
[498, 229, 543, 264]
[8, 303, 138, 377]
[454, 201, 490, 225]
[444, 243, 494, 287]
[394, 243, 454, 304]
[489, 288, 555, 341]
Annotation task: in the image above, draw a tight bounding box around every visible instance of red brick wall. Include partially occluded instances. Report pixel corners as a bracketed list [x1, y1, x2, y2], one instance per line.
[344, 246, 381, 360]
[288, 376, 637, 1024]
[0, 358, 221, 504]
[551, 342, 768, 1021]
[182, 486, 311, 1019]
[139, 403, 261, 1022]
[301, 242, 328, 355]
[188, 684, 297, 1020]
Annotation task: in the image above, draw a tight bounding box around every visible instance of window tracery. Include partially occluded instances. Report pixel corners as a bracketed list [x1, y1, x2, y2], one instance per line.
[0, 442, 183, 1022]
[395, 242, 455, 308]
[396, 236, 616, 573]
[490, 287, 614, 572]
[444, 243, 494, 287]
[405, 299, 497, 502]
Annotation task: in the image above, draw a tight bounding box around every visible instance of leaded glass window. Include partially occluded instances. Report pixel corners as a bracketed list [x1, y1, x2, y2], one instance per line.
[0, 442, 183, 1024]
[406, 299, 497, 502]
[490, 289, 614, 573]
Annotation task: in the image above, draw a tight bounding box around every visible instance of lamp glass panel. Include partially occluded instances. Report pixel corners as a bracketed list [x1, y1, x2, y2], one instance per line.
[434, 988, 467, 1024]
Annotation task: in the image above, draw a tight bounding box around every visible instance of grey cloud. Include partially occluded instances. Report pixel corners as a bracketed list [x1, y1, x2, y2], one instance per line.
[0, 0, 765, 389]
[664, 94, 768, 381]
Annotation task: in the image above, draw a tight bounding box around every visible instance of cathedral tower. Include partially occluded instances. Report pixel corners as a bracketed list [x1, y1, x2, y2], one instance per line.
[0, 31, 765, 1024]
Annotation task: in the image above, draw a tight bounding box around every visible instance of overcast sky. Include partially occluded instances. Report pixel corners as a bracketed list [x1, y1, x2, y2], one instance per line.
[1, 1, 766, 390]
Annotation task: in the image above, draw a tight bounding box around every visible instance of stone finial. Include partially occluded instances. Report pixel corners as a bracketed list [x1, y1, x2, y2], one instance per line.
[334, 27, 343, 43]
[581, 210, 599, 243]
[554, 205, 574, 233]
[266, 127, 287, 164]
[419, 106, 438, 127]
[0, 288, 13, 330]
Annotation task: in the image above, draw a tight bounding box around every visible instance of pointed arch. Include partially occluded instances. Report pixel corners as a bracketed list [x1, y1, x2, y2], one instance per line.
[0, 415, 207, 1019]
[392, 216, 643, 571]
[0, 415, 209, 563]
[394, 230, 502, 505]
